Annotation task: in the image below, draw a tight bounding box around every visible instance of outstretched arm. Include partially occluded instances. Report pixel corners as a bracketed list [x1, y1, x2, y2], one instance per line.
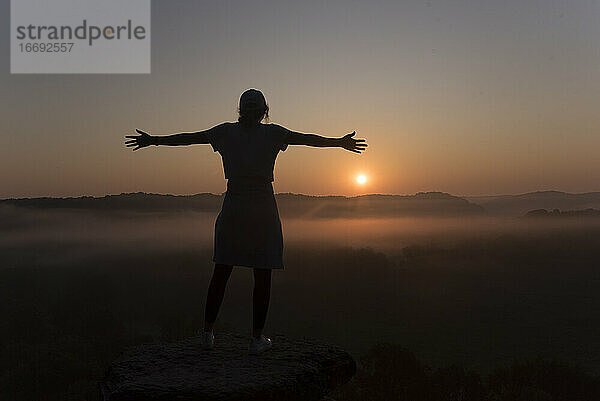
[125, 128, 211, 151]
[286, 130, 367, 153]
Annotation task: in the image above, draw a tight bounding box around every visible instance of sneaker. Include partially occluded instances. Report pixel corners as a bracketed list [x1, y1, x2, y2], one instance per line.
[200, 331, 214, 350]
[248, 335, 272, 355]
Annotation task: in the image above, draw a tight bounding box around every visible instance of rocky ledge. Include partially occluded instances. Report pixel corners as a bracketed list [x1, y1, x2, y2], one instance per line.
[100, 332, 356, 401]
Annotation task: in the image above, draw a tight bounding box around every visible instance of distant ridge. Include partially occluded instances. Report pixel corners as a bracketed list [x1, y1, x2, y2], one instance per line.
[0, 192, 223, 212]
[525, 208, 600, 219]
[0, 191, 484, 218]
[466, 191, 600, 216]
[277, 191, 482, 218]
[5, 190, 600, 218]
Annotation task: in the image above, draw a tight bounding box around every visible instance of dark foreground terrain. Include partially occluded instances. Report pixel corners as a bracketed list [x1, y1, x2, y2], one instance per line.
[2, 204, 600, 400]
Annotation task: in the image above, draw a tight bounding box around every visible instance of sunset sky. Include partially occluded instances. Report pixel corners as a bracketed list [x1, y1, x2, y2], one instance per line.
[1, 0, 599, 198]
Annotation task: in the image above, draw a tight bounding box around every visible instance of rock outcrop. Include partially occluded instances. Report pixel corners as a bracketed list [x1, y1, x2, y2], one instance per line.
[100, 332, 356, 401]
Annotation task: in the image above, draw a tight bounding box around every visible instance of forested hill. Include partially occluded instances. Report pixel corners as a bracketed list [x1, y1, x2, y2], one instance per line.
[467, 191, 600, 216]
[0, 191, 484, 218]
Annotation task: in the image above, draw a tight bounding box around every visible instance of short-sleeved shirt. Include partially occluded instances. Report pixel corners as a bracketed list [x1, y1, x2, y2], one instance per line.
[206, 122, 290, 182]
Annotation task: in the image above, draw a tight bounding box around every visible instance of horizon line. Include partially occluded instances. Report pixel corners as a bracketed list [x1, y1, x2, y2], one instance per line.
[2, 188, 600, 202]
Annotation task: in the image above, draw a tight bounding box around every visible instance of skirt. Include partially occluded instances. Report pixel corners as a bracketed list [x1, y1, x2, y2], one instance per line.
[212, 178, 284, 269]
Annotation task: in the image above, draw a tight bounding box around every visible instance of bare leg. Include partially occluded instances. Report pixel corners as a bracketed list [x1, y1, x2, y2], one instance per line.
[204, 263, 233, 333]
[252, 268, 272, 338]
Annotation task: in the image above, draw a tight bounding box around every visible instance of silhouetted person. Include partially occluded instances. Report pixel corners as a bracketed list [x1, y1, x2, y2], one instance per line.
[125, 89, 367, 354]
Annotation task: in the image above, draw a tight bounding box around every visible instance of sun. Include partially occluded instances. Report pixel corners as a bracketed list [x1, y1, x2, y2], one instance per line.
[356, 174, 368, 185]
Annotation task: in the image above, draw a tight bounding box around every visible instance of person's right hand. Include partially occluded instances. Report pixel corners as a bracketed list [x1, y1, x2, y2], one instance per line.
[340, 131, 368, 153]
[125, 129, 155, 151]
